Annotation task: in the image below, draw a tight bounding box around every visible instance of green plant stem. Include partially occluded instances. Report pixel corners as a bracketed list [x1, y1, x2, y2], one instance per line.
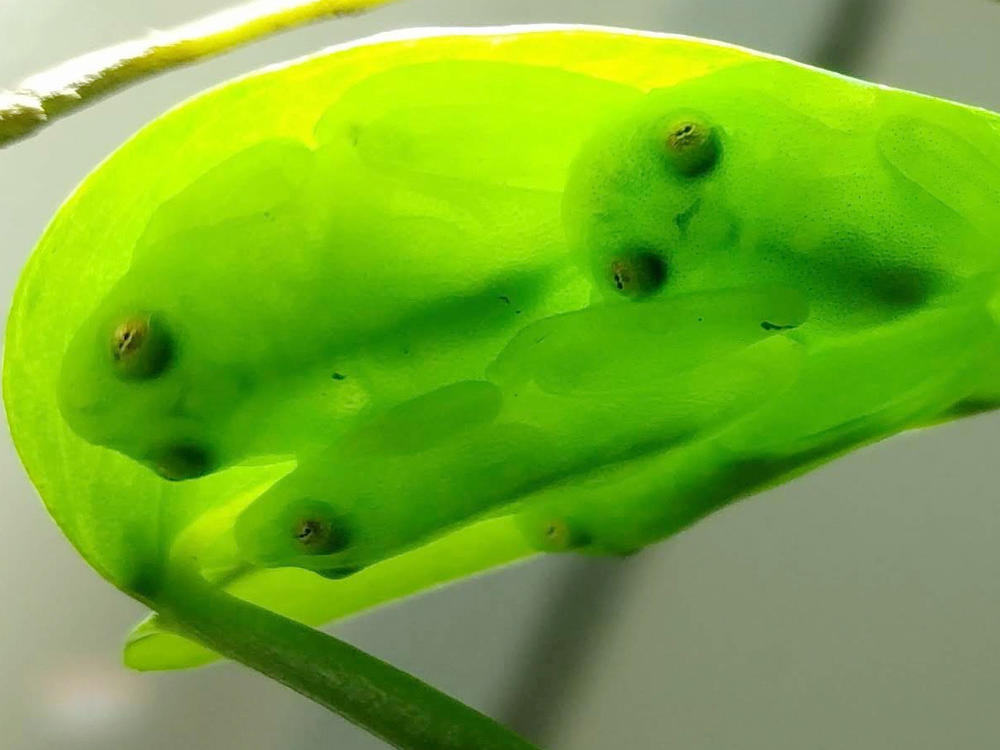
[0, 0, 400, 147]
[157, 571, 538, 750]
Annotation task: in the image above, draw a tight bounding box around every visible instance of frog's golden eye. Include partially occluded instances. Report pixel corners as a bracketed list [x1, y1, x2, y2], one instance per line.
[109, 312, 173, 380]
[150, 443, 213, 481]
[543, 519, 572, 550]
[537, 517, 590, 552]
[292, 509, 351, 556]
[664, 116, 719, 177]
[609, 252, 667, 298]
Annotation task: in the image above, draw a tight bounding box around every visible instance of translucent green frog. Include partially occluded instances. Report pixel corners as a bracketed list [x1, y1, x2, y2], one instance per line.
[7, 27, 1000, 743]
[61, 52, 1000, 577]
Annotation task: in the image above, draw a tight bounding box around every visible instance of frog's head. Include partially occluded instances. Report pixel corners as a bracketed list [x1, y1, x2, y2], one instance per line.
[55, 214, 311, 482]
[56, 287, 240, 481]
[564, 63, 950, 326]
[232, 465, 362, 577]
[563, 95, 726, 302]
[55, 142, 323, 481]
[56, 214, 324, 482]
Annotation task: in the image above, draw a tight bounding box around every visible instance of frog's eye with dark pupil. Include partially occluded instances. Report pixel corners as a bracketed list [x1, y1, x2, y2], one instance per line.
[536, 516, 591, 552]
[610, 252, 667, 298]
[296, 520, 322, 543]
[110, 313, 173, 380]
[292, 514, 351, 555]
[664, 117, 719, 177]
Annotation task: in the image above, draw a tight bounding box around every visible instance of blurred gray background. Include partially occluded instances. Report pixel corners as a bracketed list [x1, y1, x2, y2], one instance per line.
[2, 1, 1000, 748]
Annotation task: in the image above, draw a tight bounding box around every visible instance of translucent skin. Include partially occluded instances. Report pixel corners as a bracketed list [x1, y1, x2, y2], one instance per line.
[567, 61, 1000, 330]
[57, 57, 1000, 577]
[57, 62, 639, 479]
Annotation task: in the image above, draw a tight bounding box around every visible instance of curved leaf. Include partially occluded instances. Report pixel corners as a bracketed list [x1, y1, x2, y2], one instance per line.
[4, 27, 758, 665]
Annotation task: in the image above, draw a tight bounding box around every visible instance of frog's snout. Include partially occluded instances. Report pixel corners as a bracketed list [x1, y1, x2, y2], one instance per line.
[58, 307, 221, 481]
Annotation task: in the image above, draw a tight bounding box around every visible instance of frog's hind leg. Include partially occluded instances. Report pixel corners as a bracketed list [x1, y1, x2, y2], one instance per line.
[514, 293, 1000, 557]
[233, 287, 808, 575]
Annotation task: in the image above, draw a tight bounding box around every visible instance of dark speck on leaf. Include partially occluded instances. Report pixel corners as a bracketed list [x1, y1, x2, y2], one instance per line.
[499, 295, 511, 304]
[761, 320, 796, 331]
[331, 372, 346, 380]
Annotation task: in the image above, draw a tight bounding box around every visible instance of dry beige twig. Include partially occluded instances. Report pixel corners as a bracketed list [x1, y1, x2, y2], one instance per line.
[0, 0, 399, 147]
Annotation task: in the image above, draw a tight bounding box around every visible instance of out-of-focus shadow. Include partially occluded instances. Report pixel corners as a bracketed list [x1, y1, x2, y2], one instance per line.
[810, 0, 894, 74]
[496, 3, 897, 745]
[497, 555, 642, 745]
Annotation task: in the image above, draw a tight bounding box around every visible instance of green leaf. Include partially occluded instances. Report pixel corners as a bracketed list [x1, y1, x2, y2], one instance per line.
[4, 27, 757, 664]
[125, 514, 533, 670]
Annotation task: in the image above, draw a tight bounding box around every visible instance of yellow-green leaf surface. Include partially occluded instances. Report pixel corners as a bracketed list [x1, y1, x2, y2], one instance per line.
[4, 26, 764, 670]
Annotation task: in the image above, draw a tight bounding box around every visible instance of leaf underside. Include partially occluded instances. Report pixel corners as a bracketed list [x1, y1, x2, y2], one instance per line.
[4, 27, 759, 670]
